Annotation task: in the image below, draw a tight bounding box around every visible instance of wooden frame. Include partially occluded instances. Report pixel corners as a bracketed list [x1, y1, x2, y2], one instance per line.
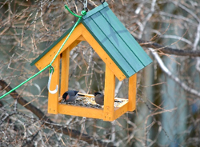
[48, 60, 137, 121]
[36, 23, 137, 121]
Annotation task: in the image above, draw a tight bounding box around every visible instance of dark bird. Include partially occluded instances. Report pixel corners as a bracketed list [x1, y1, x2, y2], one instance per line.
[62, 90, 79, 102]
[94, 92, 104, 105]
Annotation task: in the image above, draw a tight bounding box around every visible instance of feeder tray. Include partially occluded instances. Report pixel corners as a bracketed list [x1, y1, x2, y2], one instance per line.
[60, 95, 127, 109]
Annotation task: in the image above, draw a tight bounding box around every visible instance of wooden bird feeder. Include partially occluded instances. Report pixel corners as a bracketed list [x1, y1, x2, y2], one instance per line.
[31, 2, 152, 121]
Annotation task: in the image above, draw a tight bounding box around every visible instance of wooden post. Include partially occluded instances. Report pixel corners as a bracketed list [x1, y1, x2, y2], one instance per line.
[103, 65, 115, 121]
[48, 56, 60, 114]
[60, 49, 70, 96]
[128, 73, 137, 111]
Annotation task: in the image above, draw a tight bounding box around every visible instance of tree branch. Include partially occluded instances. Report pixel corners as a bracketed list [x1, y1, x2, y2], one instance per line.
[149, 48, 200, 97]
[0, 80, 114, 147]
[85, 1, 200, 57]
[136, 38, 200, 57]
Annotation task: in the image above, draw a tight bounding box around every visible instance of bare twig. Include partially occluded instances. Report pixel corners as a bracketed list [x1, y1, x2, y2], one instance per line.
[0, 80, 114, 147]
[149, 48, 200, 97]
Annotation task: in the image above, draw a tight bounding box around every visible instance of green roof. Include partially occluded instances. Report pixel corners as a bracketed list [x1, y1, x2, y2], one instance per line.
[31, 2, 152, 78]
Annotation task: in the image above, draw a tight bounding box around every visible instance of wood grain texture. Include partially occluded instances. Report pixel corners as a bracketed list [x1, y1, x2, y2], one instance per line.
[103, 65, 115, 121]
[48, 56, 60, 114]
[128, 73, 137, 111]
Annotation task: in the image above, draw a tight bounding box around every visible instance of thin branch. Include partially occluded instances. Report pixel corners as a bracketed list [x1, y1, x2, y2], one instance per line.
[149, 48, 200, 97]
[136, 38, 200, 57]
[0, 80, 115, 147]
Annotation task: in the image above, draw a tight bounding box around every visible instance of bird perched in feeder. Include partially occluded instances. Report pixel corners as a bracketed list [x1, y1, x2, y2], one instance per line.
[94, 92, 104, 105]
[62, 90, 79, 102]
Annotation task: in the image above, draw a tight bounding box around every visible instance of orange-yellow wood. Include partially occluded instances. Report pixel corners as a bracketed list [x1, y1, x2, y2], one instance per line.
[103, 65, 115, 121]
[81, 24, 126, 81]
[60, 49, 70, 96]
[58, 104, 103, 119]
[114, 102, 128, 120]
[58, 96, 62, 102]
[128, 73, 137, 111]
[48, 56, 60, 114]
[35, 24, 83, 70]
[77, 35, 85, 41]
[68, 40, 81, 51]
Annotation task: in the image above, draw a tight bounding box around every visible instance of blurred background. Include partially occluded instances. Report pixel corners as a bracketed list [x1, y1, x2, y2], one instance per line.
[0, 0, 200, 146]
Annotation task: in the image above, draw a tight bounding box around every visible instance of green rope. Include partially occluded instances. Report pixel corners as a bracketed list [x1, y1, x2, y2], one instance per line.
[50, 6, 86, 65]
[0, 5, 86, 99]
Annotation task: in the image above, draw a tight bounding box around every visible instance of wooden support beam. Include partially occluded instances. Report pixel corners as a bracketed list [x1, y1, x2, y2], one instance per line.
[58, 104, 103, 119]
[128, 73, 137, 111]
[77, 35, 86, 41]
[103, 65, 115, 121]
[60, 49, 70, 96]
[69, 40, 81, 51]
[48, 56, 60, 114]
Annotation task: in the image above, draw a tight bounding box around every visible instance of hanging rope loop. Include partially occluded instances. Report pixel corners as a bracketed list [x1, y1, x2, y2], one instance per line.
[65, 5, 82, 18]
